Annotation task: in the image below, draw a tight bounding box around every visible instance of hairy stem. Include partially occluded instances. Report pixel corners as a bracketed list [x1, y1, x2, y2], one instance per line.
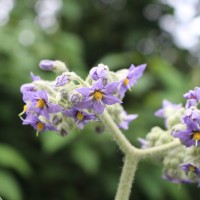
[135, 139, 180, 159]
[115, 155, 139, 200]
[100, 108, 181, 200]
[101, 109, 136, 154]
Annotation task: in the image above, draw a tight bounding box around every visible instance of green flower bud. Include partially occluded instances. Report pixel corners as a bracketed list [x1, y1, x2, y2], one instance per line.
[166, 108, 185, 129]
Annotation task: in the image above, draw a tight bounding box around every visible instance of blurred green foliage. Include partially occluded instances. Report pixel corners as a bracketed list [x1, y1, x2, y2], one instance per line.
[0, 0, 200, 200]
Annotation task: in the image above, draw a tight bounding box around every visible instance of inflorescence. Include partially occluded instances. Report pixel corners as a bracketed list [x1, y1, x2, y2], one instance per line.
[19, 60, 200, 187]
[140, 91, 200, 186]
[19, 60, 146, 136]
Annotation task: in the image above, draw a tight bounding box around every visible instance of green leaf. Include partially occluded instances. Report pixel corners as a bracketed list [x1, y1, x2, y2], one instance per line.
[0, 171, 22, 200]
[0, 144, 32, 177]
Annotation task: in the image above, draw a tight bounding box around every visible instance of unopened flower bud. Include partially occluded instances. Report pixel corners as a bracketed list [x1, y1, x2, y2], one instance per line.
[58, 128, 68, 137]
[68, 91, 83, 105]
[39, 60, 54, 71]
[39, 60, 68, 73]
[56, 116, 75, 136]
[102, 77, 109, 86]
[89, 63, 109, 81]
[51, 114, 63, 126]
[53, 60, 68, 73]
[55, 73, 69, 87]
[60, 89, 69, 100]
[166, 107, 185, 129]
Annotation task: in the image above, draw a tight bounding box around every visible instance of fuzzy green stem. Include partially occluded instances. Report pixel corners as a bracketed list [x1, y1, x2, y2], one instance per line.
[135, 139, 180, 159]
[115, 155, 139, 200]
[101, 109, 135, 154]
[100, 109, 181, 200]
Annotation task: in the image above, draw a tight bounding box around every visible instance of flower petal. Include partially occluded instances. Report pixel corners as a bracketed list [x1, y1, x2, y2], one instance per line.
[93, 101, 105, 114]
[103, 95, 122, 105]
[76, 87, 91, 96]
[48, 103, 63, 113]
[76, 97, 93, 109]
[128, 64, 146, 80]
[104, 82, 119, 94]
[92, 79, 104, 90]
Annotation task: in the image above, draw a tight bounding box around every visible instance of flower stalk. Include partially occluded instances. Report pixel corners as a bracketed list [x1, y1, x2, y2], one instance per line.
[101, 109, 182, 200]
[115, 155, 139, 200]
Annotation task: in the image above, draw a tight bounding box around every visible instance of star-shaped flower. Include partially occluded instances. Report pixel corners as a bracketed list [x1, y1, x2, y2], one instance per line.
[118, 111, 138, 130]
[23, 114, 56, 136]
[180, 163, 200, 176]
[155, 99, 182, 118]
[76, 79, 121, 114]
[63, 107, 97, 129]
[118, 64, 146, 98]
[173, 122, 200, 147]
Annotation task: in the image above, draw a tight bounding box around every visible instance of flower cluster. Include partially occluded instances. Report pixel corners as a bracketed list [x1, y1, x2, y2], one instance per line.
[19, 60, 146, 136]
[139, 87, 200, 186]
[173, 88, 200, 147]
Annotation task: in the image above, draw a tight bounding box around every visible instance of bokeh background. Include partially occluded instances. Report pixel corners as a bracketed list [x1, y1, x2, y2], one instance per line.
[1, 0, 200, 199]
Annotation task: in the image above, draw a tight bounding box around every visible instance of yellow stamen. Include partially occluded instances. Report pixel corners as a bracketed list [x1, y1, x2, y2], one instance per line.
[36, 99, 46, 108]
[36, 122, 45, 131]
[94, 91, 103, 101]
[189, 165, 195, 172]
[124, 78, 129, 86]
[192, 131, 200, 146]
[192, 131, 200, 141]
[23, 105, 27, 112]
[18, 104, 27, 116]
[77, 112, 84, 121]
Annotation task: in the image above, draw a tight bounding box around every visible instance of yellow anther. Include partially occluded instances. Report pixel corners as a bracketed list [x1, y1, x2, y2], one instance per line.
[94, 91, 103, 101]
[36, 122, 45, 131]
[36, 99, 46, 108]
[192, 132, 200, 141]
[18, 104, 27, 116]
[189, 165, 195, 172]
[123, 78, 129, 86]
[23, 105, 27, 112]
[77, 112, 84, 121]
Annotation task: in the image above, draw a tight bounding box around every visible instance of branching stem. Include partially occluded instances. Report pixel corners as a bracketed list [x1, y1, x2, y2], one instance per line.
[101, 109, 180, 200]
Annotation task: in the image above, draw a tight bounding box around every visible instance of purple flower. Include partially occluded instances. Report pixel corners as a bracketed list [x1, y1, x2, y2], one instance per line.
[155, 99, 182, 118]
[28, 90, 63, 119]
[118, 64, 146, 98]
[182, 107, 200, 125]
[118, 111, 138, 130]
[23, 114, 56, 135]
[20, 87, 36, 103]
[63, 107, 97, 129]
[20, 73, 42, 102]
[162, 173, 192, 184]
[137, 138, 149, 149]
[180, 163, 200, 176]
[184, 87, 200, 108]
[30, 72, 41, 81]
[55, 73, 69, 87]
[39, 60, 54, 71]
[76, 79, 122, 114]
[89, 64, 108, 81]
[173, 122, 200, 147]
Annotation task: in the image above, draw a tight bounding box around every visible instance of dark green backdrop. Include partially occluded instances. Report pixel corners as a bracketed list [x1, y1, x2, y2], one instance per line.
[0, 0, 200, 199]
